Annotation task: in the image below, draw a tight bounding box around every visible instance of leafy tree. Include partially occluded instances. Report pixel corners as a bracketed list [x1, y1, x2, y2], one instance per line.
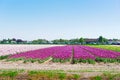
[69, 38, 79, 44]
[52, 39, 69, 44]
[16, 39, 23, 44]
[1, 39, 7, 44]
[12, 38, 16, 41]
[98, 36, 104, 44]
[113, 39, 118, 41]
[8, 38, 12, 44]
[32, 39, 49, 44]
[98, 36, 108, 44]
[103, 38, 108, 44]
[79, 37, 85, 45]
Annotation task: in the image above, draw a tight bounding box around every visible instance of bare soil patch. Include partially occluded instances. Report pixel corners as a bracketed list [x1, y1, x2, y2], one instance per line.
[0, 60, 120, 77]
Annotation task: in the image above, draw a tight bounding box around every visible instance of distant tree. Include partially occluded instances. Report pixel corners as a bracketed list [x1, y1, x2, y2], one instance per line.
[32, 39, 49, 44]
[1, 39, 7, 44]
[98, 36, 104, 44]
[16, 39, 23, 44]
[52, 39, 68, 44]
[69, 38, 79, 44]
[12, 38, 16, 41]
[8, 38, 12, 44]
[98, 36, 108, 44]
[52, 39, 58, 44]
[113, 39, 118, 41]
[103, 38, 108, 43]
[79, 37, 85, 45]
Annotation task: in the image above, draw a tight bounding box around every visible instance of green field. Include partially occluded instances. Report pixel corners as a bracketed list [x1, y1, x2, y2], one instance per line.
[88, 45, 120, 52]
[0, 69, 120, 80]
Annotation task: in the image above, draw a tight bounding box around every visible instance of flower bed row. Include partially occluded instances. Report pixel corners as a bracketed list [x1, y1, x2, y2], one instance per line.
[9, 45, 120, 63]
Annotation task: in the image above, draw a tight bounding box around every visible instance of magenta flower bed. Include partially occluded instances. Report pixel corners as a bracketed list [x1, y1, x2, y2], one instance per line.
[10, 45, 120, 60]
[73, 46, 95, 60]
[10, 46, 62, 59]
[80, 46, 120, 59]
[52, 46, 72, 59]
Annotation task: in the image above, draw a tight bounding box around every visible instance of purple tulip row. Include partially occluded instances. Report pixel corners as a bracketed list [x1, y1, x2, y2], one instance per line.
[80, 46, 120, 59]
[10, 46, 58, 59]
[10, 45, 120, 60]
[52, 46, 72, 59]
[73, 46, 95, 60]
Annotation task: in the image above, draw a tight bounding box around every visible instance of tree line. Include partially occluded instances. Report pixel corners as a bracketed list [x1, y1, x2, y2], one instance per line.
[0, 36, 119, 45]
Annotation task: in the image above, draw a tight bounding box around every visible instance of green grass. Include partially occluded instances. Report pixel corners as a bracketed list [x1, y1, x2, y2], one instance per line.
[0, 69, 120, 80]
[0, 71, 18, 77]
[93, 76, 102, 80]
[6, 57, 120, 63]
[102, 72, 120, 80]
[95, 57, 120, 63]
[0, 69, 24, 78]
[28, 70, 66, 80]
[28, 70, 64, 75]
[73, 74, 80, 79]
[90, 72, 120, 80]
[52, 58, 70, 63]
[6, 58, 48, 63]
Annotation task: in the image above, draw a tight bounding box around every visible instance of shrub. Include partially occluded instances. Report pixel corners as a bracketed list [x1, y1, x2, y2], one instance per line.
[92, 76, 102, 80]
[73, 74, 80, 79]
[58, 73, 66, 80]
[0, 55, 9, 60]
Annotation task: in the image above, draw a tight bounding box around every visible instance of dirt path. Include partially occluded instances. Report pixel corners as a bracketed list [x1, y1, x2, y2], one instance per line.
[0, 61, 120, 72]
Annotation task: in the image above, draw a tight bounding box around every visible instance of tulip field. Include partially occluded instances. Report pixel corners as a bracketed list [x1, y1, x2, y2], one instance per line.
[5, 45, 120, 63]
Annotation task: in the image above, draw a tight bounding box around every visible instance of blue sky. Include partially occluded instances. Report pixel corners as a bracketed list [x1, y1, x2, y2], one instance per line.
[0, 0, 120, 40]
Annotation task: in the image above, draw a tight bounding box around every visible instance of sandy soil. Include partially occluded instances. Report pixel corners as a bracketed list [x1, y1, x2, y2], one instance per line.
[0, 60, 120, 77]
[0, 60, 120, 71]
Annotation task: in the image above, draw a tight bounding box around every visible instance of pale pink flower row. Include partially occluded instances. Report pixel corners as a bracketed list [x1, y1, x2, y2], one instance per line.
[0, 45, 58, 56]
